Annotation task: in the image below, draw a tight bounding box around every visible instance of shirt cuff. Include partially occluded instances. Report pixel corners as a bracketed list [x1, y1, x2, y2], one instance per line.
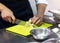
[36, 0, 48, 5]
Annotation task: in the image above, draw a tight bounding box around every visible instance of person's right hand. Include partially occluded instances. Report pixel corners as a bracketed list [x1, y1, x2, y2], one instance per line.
[1, 8, 16, 24]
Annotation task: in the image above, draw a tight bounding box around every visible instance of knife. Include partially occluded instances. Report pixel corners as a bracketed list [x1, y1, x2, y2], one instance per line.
[15, 19, 21, 24]
[15, 19, 32, 24]
[15, 19, 38, 28]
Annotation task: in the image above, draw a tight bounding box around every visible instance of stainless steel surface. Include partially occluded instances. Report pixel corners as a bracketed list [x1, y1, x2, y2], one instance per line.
[0, 29, 27, 43]
[43, 15, 56, 24]
[48, 10, 60, 23]
[27, 42, 40, 43]
[43, 38, 57, 43]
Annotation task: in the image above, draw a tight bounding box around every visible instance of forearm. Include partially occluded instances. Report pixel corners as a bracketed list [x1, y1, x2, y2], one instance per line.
[0, 3, 7, 11]
[36, 4, 47, 18]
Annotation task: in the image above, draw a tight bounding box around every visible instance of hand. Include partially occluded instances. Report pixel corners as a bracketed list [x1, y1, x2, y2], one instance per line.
[29, 15, 43, 26]
[1, 8, 16, 24]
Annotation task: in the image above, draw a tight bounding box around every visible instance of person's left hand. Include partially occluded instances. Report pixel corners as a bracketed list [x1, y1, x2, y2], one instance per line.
[29, 15, 43, 26]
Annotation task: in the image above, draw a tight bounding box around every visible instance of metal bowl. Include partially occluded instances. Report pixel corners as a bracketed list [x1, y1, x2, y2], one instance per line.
[30, 28, 53, 40]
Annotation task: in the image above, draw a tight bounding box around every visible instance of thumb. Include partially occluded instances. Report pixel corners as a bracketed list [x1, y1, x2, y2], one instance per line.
[28, 18, 32, 23]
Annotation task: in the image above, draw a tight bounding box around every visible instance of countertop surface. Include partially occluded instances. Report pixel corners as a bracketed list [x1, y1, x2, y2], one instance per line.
[0, 28, 58, 43]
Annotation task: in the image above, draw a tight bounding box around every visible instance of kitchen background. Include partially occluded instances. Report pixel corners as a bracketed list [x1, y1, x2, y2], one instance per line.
[29, 0, 60, 16]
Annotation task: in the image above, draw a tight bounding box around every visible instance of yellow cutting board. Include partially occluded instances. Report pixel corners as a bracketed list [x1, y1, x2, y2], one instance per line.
[6, 22, 52, 36]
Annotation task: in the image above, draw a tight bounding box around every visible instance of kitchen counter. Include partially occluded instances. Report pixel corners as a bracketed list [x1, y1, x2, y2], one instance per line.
[0, 27, 58, 43]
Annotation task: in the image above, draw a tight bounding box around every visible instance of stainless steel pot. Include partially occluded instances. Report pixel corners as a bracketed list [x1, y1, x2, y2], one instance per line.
[48, 10, 60, 23]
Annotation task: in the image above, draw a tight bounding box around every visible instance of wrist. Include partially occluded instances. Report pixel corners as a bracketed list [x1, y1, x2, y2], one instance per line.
[0, 3, 8, 11]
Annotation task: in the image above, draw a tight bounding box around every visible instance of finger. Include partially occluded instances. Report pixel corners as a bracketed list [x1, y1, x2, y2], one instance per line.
[31, 18, 38, 24]
[2, 16, 9, 22]
[32, 18, 40, 24]
[11, 15, 16, 24]
[8, 17, 12, 23]
[35, 19, 43, 26]
[31, 16, 36, 24]
[35, 19, 41, 25]
[28, 18, 32, 23]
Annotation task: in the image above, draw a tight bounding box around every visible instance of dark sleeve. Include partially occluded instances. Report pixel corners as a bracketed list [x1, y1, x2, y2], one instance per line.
[0, 0, 4, 3]
[0, 0, 2, 2]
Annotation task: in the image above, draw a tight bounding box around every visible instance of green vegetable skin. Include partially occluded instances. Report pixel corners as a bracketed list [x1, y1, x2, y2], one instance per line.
[18, 20, 52, 29]
[18, 20, 38, 28]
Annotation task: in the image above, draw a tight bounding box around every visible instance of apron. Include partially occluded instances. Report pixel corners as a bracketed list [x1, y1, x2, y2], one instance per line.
[0, 0, 33, 29]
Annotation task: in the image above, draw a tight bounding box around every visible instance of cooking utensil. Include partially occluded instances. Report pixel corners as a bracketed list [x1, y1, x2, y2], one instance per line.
[30, 28, 53, 40]
[48, 10, 60, 23]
